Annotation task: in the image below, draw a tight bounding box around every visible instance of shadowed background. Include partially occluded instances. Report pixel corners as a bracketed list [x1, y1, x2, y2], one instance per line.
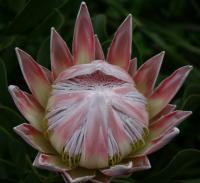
[0, 0, 200, 182]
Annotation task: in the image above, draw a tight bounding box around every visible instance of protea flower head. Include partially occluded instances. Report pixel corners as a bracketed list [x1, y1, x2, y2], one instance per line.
[9, 2, 192, 183]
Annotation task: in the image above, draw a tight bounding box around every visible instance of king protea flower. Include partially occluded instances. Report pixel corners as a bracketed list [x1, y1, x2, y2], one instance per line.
[9, 2, 192, 183]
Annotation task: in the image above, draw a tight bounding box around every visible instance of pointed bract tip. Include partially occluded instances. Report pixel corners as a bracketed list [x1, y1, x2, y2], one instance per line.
[131, 57, 137, 61]
[13, 126, 16, 131]
[127, 13, 132, 18]
[154, 51, 165, 59]
[81, 1, 86, 5]
[13, 125, 19, 133]
[161, 50, 165, 54]
[155, 51, 165, 61]
[175, 110, 193, 120]
[76, 1, 90, 23]
[186, 65, 193, 74]
[80, 1, 88, 10]
[8, 85, 17, 97]
[174, 127, 180, 134]
[51, 27, 58, 37]
[15, 47, 21, 54]
[184, 111, 193, 116]
[160, 51, 165, 56]
[15, 47, 24, 61]
[188, 65, 193, 70]
[15, 47, 25, 56]
[51, 27, 55, 32]
[8, 85, 15, 90]
[15, 48, 29, 66]
[182, 65, 193, 73]
[119, 14, 132, 31]
[125, 14, 132, 22]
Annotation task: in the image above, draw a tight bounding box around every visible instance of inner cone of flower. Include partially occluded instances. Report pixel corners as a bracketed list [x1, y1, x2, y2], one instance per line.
[9, 2, 192, 183]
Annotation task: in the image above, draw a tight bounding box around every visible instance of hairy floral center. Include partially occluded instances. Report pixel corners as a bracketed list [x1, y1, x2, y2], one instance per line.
[46, 61, 149, 169]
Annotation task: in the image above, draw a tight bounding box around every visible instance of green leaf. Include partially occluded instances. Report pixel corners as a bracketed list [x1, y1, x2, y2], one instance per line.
[181, 94, 200, 111]
[0, 59, 12, 106]
[177, 179, 200, 183]
[5, 0, 68, 34]
[0, 105, 25, 130]
[183, 84, 200, 99]
[0, 119, 33, 177]
[142, 29, 189, 66]
[146, 21, 200, 55]
[142, 149, 200, 182]
[37, 37, 50, 68]
[22, 173, 42, 183]
[1, 0, 26, 14]
[0, 36, 16, 51]
[29, 9, 65, 38]
[93, 14, 108, 41]
[132, 34, 144, 66]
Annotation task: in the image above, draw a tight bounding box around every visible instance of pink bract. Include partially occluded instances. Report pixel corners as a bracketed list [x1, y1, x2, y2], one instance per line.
[9, 2, 192, 183]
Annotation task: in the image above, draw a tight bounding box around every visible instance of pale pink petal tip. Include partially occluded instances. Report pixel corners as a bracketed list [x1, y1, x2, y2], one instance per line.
[147, 127, 180, 155]
[150, 104, 176, 122]
[51, 27, 73, 78]
[134, 51, 165, 97]
[15, 48, 51, 107]
[107, 14, 132, 70]
[8, 85, 44, 131]
[73, 1, 95, 65]
[150, 110, 192, 140]
[13, 123, 56, 154]
[95, 35, 105, 60]
[101, 161, 133, 176]
[134, 127, 180, 157]
[149, 65, 193, 118]
[101, 157, 151, 177]
[33, 153, 70, 172]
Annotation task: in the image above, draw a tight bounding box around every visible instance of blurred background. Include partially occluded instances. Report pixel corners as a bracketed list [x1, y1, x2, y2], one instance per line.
[0, 0, 200, 182]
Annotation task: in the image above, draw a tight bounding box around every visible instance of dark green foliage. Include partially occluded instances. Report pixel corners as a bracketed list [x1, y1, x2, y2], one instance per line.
[0, 0, 199, 182]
